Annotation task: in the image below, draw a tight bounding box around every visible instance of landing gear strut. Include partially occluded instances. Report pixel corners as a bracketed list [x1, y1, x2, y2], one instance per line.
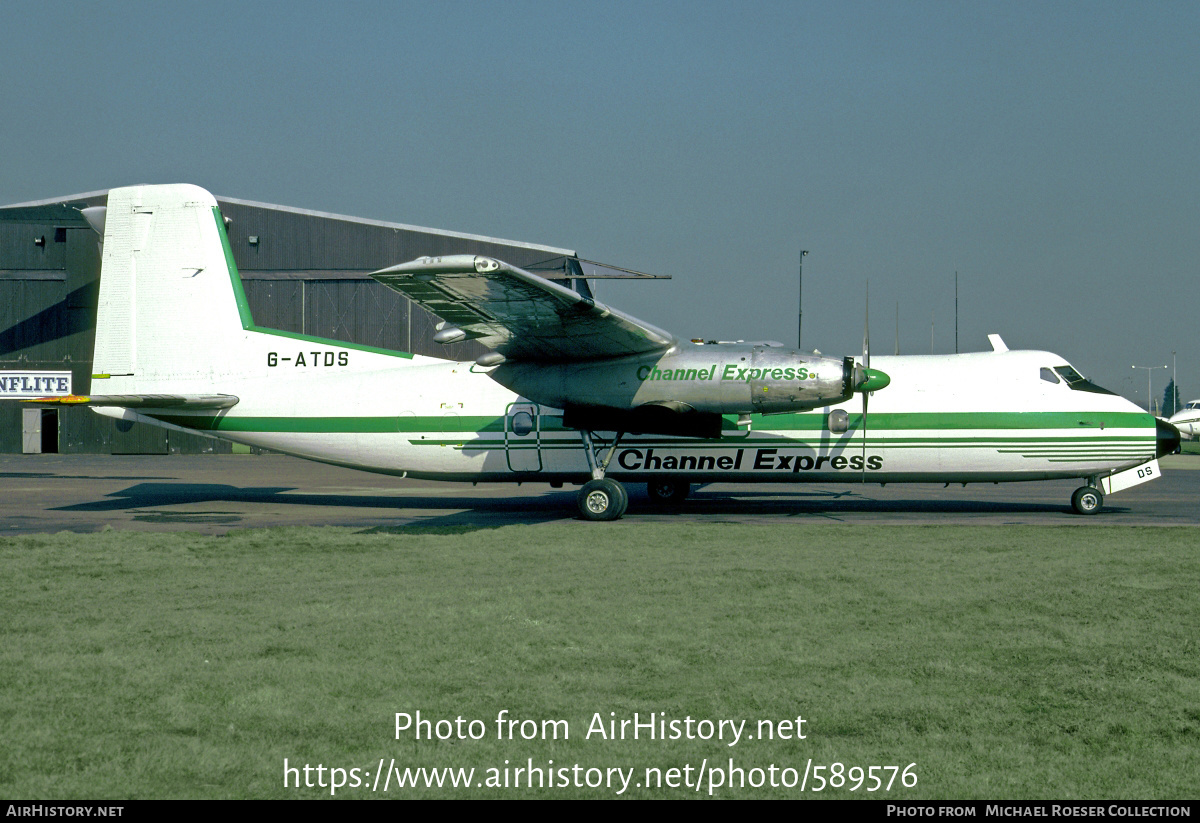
[1071, 484, 1104, 515]
[576, 431, 628, 521]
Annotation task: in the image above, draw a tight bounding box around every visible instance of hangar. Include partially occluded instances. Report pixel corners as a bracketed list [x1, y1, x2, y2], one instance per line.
[0, 188, 657, 454]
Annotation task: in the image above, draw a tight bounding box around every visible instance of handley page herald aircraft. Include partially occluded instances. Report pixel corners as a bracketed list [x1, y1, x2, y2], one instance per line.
[36, 184, 1180, 520]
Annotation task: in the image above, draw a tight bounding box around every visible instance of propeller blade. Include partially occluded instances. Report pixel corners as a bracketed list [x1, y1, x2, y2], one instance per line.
[862, 283, 869, 482]
[863, 283, 870, 370]
[861, 390, 868, 483]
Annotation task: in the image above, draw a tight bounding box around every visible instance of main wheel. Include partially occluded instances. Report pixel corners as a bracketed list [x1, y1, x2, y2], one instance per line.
[577, 478, 628, 521]
[646, 479, 691, 506]
[1071, 486, 1104, 515]
[610, 478, 629, 515]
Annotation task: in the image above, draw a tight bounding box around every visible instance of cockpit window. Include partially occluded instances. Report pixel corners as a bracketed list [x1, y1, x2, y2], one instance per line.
[1053, 365, 1117, 395]
[1040, 367, 1060, 384]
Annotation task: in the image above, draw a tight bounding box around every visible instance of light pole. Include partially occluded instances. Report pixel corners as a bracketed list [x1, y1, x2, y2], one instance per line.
[1172, 351, 1177, 416]
[798, 249, 808, 350]
[1132, 364, 1168, 414]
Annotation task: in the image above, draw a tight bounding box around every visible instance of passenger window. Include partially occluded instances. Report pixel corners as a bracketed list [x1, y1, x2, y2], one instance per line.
[1040, 368, 1060, 384]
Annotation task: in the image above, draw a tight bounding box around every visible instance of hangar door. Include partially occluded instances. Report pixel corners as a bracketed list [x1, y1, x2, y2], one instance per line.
[21, 408, 58, 454]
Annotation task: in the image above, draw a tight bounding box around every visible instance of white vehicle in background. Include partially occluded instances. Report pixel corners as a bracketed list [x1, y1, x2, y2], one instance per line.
[1167, 400, 1200, 442]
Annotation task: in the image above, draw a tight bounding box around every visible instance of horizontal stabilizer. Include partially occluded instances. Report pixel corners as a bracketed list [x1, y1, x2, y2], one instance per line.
[24, 394, 239, 409]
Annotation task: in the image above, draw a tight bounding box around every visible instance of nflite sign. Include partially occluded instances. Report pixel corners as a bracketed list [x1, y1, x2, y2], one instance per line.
[0, 371, 73, 398]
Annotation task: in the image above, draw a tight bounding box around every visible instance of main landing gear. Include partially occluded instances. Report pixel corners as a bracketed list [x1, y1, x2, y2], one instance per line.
[646, 479, 691, 507]
[578, 478, 628, 521]
[1071, 484, 1104, 515]
[576, 431, 629, 521]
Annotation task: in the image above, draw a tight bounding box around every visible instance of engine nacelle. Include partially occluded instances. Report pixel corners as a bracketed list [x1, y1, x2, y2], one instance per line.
[492, 343, 861, 418]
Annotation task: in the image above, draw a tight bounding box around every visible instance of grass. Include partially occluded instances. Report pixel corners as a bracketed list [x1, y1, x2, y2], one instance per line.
[2, 524, 1198, 799]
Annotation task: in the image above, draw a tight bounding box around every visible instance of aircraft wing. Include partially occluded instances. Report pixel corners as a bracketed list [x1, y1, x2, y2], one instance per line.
[371, 255, 676, 361]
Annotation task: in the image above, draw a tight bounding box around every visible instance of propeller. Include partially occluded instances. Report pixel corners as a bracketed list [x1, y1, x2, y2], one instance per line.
[856, 283, 891, 482]
[862, 285, 869, 482]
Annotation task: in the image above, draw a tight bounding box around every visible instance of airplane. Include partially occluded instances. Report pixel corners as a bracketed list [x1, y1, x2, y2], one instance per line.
[1167, 400, 1200, 442]
[31, 184, 1180, 520]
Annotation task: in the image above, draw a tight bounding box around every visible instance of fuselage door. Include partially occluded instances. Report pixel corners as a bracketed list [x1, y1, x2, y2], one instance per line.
[505, 402, 542, 472]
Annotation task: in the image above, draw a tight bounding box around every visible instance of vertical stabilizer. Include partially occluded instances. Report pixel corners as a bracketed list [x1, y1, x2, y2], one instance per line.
[93, 185, 248, 391]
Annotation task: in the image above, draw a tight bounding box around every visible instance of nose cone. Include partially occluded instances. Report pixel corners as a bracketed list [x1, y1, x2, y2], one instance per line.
[858, 367, 891, 393]
[1157, 418, 1181, 458]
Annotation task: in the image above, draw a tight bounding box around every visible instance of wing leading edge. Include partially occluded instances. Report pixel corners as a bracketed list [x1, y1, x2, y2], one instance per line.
[371, 255, 675, 361]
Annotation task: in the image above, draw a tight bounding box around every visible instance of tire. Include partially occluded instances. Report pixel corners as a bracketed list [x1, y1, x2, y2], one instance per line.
[1071, 486, 1104, 515]
[646, 479, 691, 506]
[577, 478, 628, 521]
[609, 478, 629, 516]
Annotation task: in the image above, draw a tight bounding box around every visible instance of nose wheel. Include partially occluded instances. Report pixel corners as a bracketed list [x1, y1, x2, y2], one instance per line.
[1071, 485, 1104, 515]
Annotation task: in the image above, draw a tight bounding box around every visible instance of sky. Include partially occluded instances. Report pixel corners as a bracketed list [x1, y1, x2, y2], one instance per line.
[2, 0, 1197, 410]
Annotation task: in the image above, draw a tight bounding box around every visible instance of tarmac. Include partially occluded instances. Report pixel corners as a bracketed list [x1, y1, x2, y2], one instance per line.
[2, 453, 1197, 535]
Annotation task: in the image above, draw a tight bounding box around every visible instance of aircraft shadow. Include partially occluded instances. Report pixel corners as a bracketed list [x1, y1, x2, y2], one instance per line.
[2, 471, 175, 481]
[49, 481, 574, 529]
[680, 487, 1133, 519]
[52, 483, 301, 511]
[42, 480, 1125, 531]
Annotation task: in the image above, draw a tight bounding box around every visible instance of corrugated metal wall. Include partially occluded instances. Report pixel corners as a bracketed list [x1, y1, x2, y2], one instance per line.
[1, 191, 568, 453]
[222, 199, 562, 365]
[1, 216, 230, 454]
[219, 200, 571, 274]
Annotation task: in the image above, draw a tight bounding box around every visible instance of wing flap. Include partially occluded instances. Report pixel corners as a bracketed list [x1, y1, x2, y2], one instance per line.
[371, 255, 675, 361]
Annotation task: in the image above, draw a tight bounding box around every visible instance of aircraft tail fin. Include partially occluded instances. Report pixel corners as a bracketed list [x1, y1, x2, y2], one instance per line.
[93, 184, 251, 393]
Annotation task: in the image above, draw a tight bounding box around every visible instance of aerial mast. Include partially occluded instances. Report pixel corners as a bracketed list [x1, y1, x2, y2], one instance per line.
[797, 249, 809, 350]
[954, 271, 959, 354]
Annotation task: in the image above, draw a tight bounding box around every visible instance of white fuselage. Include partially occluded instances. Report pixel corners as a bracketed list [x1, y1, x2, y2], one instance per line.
[83, 184, 1166, 501]
[96, 336, 1159, 485]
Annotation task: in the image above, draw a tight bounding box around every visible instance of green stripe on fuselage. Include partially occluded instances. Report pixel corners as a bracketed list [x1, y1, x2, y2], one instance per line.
[210, 207, 414, 359]
[723, 411, 1154, 431]
[149, 410, 1155, 435]
[151, 415, 506, 433]
[214, 207, 256, 330]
